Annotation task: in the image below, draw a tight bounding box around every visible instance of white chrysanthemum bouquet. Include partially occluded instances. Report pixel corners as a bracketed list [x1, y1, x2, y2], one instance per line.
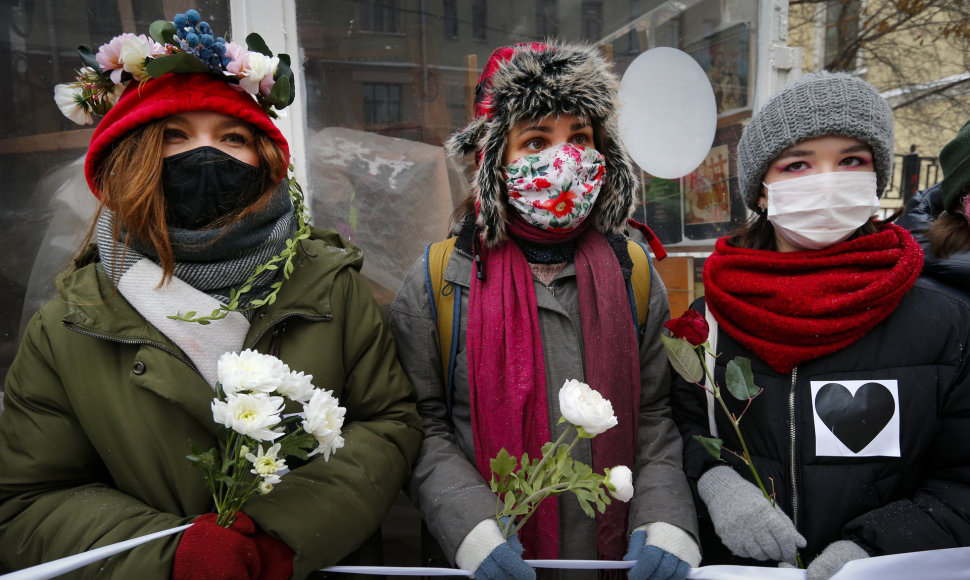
[490, 380, 633, 538]
[188, 349, 346, 527]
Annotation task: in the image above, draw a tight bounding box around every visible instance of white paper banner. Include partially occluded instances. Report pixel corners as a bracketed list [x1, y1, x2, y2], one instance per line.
[0, 524, 191, 580]
[325, 549, 970, 580]
[3, 526, 967, 580]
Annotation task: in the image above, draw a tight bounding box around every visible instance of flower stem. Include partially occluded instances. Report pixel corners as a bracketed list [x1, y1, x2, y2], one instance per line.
[506, 482, 573, 537]
[526, 426, 572, 488]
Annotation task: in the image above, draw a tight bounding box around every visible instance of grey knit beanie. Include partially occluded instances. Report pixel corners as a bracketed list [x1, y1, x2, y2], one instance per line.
[736, 71, 894, 211]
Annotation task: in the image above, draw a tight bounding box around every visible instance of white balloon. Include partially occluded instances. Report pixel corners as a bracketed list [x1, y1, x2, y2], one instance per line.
[618, 47, 718, 179]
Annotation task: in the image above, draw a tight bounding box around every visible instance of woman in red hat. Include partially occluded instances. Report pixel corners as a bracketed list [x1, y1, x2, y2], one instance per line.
[389, 42, 699, 580]
[0, 9, 421, 580]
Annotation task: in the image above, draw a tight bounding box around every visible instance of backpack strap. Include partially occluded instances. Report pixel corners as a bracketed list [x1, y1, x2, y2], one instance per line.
[424, 237, 462, 415]
[626, 239, 653, 338]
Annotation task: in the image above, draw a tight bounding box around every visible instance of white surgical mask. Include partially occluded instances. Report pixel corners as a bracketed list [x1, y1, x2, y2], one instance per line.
[765, 171, 880, 251]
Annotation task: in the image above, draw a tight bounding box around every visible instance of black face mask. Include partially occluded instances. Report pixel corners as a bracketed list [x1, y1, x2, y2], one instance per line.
[161, 146, 267, 229]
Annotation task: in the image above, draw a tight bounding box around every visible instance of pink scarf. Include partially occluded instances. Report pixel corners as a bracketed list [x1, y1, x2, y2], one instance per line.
[466, 223, 639, 560]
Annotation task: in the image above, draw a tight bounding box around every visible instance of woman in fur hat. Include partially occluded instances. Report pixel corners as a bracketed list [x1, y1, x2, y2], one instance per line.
[389, 42, 700, 580]
[670, 71, 970, 580]
[898, 119, 970, 294]
[0, 9, 421, 579]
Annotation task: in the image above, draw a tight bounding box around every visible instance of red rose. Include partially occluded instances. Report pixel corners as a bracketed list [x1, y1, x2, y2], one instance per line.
[664, 310, 709, 346]
[533, 177, 551, 189]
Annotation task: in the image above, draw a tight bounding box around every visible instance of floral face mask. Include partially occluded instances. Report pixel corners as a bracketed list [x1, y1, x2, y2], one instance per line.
[504, 143, 606, 232]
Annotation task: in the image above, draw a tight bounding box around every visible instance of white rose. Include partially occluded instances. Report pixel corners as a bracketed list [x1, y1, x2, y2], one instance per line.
[605, 465, 634, 502]
[558, 379, 618, 435]
[301, 389, 346, 460]
[217, 349, 290, 395]
[211, 392, 284, 441]
[53, 83, 92, 125]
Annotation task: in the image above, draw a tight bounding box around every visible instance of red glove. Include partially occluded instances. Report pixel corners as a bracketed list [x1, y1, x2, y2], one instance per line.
[253, 531, 295, 580]
[172, 512, 261, 580]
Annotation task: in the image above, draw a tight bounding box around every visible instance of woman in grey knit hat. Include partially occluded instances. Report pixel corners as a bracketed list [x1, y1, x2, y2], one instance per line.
[671, 71, 970, 579]
[389, 41, 699, 580]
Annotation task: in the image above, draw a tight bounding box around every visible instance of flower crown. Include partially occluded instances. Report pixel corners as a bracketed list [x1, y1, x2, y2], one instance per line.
[54, 8, 295, 125]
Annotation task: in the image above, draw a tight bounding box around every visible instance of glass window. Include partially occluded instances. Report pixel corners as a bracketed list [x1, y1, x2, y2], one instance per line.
[472, 0, 487, 41]
[364, 83, 403, 124]
[537, 0, 559, 39]
[4, 0, 763, 395]
[443, 0, 459, 39]
[824, 0, 861, 69]
[359, 0, 400, 34]
[581, 1, 603, 42]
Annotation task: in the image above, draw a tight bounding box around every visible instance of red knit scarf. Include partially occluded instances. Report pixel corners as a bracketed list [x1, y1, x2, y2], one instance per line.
[703, 224, 923, 373]
[466, 225, 639, 560]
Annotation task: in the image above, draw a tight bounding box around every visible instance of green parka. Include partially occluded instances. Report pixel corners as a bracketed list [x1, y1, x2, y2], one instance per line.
[0, 228, 423, 579]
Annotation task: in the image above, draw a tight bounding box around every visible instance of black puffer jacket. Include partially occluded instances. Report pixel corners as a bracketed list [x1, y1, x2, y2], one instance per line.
[671, 280, 970, 564]
[898, 183, 970, 293]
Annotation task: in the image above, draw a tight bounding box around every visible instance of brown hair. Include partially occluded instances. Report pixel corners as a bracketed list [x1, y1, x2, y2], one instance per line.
[80, 118, 288, 284]
[926, 209, 970, 258]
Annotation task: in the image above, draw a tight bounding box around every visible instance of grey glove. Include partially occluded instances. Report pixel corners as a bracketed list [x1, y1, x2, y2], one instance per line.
[698, 465, 806, 564]
[804, 541, 869, 580]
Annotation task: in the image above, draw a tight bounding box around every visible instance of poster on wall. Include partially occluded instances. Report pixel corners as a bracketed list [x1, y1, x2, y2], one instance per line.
[683, 22, 750, 115]
[684, 122, 747, 240]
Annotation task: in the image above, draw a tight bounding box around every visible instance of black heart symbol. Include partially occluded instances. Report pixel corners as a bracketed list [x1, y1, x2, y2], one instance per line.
[814, 382, 895, 453]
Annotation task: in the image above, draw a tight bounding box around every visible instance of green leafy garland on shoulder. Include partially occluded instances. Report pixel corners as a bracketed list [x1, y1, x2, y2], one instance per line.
[168, 173, 311, 325]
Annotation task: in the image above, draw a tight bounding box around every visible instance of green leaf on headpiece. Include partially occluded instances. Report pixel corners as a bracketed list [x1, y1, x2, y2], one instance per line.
[275, 54, 296, 106]
[267, 74, 291, 109]
[246, 32, 273, 57]
[145, 53, 210, 78]
[78, 45, 100, 71]
[149, 20, 178, 45]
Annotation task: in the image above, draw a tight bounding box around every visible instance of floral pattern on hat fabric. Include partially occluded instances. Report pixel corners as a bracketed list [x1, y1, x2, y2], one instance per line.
[505, 143, 606, 232]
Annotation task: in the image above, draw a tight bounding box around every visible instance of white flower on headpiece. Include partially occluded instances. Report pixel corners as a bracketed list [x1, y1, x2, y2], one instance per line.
[96, 33, 165, 83]
[53, 83, 93, 125]
[228, 50, 279, 97]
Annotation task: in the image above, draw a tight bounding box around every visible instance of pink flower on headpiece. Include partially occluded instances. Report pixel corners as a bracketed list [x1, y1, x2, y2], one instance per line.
[226, 45, 278, 96]
[96, 33, 165, 83]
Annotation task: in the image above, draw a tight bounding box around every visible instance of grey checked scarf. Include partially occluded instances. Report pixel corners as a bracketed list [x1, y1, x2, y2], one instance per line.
[97, 181, 297, 309]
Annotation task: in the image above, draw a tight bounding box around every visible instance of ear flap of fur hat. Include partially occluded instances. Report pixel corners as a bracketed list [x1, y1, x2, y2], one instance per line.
[445, 41, 637, 247]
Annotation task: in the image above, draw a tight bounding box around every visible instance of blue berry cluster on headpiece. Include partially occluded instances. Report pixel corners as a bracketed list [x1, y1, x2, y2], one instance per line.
[173, 9, 230, 70]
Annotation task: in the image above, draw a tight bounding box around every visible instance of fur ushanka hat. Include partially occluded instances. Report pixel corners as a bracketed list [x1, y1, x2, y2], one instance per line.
[445, 42, 638, 248]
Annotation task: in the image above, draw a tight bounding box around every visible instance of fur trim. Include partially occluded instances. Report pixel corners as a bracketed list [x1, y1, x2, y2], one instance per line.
[448, 42, 636, 247]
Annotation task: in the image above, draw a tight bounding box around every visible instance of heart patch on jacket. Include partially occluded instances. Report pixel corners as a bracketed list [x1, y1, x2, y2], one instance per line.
[810, 380, 900, 457]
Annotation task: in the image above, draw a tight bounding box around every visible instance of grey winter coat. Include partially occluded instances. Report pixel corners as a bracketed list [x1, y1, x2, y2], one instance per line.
[388, 239, 698, 565]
